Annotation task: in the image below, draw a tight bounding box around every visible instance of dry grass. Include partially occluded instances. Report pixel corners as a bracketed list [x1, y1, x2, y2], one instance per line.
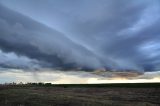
[0, 86, 160, 106]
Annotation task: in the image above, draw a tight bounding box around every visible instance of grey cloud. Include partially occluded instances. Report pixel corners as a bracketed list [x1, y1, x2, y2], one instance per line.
[0, 3, 106, 70]
[0, 0, 160, 71]
[0, 50, 41, 69]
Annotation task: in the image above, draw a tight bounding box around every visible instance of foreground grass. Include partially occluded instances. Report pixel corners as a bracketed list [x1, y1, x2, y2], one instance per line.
[0, 84, 160, 106]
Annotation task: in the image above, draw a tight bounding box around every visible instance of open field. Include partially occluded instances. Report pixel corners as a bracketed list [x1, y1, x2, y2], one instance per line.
[0, 83, 160, 106]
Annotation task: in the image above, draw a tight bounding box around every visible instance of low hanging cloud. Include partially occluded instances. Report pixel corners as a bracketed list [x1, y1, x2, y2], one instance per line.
[0, 0, 160, 72]
[0, 3, 105, 70]
[0, 69, 160, 84]
[0, 50, 41, 69]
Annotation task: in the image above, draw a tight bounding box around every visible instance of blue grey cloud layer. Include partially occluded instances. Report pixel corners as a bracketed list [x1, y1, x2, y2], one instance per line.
[0, 0, 160, 71]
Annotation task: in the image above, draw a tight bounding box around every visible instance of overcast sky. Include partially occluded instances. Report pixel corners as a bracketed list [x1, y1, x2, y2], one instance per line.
[0, 0, 160, 83]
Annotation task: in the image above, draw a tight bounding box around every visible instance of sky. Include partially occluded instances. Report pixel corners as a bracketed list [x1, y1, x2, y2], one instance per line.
[0, 0, 160, 84]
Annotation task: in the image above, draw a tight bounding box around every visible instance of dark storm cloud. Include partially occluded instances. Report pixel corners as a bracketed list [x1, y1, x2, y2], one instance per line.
[0, 3, 105, 70]
[0, 0, 160, 71]
[0, 50, 42, 69]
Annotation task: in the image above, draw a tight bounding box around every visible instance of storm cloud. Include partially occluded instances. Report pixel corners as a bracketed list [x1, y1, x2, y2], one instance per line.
[0, 0, 160, 72]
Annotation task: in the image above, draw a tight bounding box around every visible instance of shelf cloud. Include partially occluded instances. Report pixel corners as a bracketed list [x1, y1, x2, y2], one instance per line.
[0, 0, 160, 72]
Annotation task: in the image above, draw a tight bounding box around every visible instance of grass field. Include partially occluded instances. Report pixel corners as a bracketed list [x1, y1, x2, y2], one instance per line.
[0, 83, 160, 106]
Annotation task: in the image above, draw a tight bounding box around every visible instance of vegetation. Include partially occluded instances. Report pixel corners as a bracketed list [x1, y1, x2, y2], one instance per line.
[0, 83, 160, 106]
[1, 82, 160, 88]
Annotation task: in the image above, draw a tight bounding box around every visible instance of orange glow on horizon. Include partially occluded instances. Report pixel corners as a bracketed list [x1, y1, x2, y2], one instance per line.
[0, 69, 160, 84]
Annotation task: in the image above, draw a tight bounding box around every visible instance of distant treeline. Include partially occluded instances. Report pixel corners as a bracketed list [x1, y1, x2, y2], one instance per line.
[0, 82, 53, 87]
[0, 82, 160, 88]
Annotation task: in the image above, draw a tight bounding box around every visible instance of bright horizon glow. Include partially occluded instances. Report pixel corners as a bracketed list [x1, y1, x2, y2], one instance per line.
[87, 77, 160, 84]
[0, 69, 159, 84]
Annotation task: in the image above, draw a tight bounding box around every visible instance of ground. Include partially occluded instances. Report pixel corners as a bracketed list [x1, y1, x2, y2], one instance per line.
[0, 85, 160, 106]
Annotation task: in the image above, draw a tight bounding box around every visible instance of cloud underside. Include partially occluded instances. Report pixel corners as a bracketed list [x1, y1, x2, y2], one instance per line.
[0, 0, 160, 72]
[0, 69, 160, 84]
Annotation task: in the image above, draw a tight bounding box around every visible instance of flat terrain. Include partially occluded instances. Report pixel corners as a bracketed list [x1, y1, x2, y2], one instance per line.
[0, 84, 160, 106]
